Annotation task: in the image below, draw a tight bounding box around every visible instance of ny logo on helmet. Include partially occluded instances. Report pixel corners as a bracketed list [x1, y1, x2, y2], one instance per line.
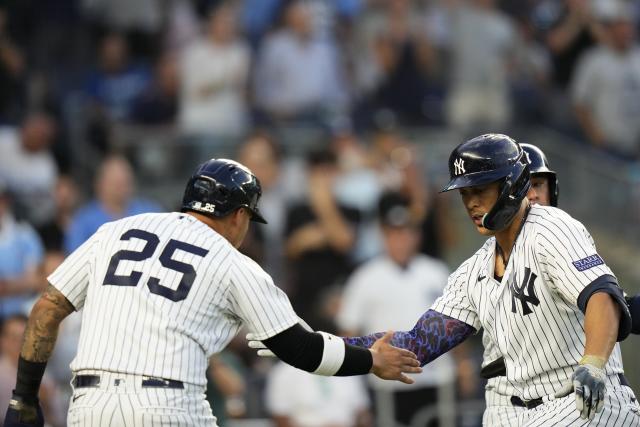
[454, 158, 466, 175]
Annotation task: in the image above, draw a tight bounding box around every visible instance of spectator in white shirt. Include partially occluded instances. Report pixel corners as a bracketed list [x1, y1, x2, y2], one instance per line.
[179, 1, 250, 141]
[572, 2, 640, 159]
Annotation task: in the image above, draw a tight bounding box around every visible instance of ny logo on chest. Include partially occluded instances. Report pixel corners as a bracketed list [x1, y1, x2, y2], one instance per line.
[509, 267, 540, 315]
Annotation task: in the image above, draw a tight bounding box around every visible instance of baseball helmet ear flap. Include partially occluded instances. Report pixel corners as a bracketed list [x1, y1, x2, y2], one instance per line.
[481, 150, 531, 231]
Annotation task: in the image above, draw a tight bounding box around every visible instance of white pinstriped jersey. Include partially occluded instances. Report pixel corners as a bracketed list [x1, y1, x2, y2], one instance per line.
[432, 205, 624, 401]
[481, 333, 517, 399]
[48, 212, 299, 386]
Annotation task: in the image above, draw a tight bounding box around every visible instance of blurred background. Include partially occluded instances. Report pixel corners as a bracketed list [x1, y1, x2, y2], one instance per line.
[0, 0, 639, 425]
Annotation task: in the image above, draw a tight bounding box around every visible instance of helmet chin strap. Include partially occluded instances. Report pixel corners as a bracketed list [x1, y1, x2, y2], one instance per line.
[481, 213, 489, 229]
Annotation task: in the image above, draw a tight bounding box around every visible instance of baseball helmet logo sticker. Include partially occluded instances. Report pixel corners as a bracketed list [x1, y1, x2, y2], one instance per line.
[454, 158, 466, 175]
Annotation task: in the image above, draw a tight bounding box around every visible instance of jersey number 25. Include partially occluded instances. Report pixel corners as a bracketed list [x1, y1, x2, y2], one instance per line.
[102, 229, 209, 302]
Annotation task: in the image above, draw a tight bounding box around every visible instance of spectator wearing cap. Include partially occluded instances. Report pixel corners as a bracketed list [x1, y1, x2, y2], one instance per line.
[571, 1, 640, 159]
[0, 183, 44, 318]
[336, 191, 468, 427]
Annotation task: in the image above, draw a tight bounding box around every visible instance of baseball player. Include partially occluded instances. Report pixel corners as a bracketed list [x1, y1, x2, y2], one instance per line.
[3, 159, 421, 427]
[481, 142, 640, 425]
[251, 135, 638, 425]
[479, 142, 560, 425]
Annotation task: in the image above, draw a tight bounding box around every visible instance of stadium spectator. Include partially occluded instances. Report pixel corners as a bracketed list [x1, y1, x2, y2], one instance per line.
[543, 0, 604, 90]
[511, 16, 552, 124]
[85, 32, 152, 122]
[353, 0, 441, 125]
[179, 1, 250, 144]
[253, 0, 349, 126]
[0, 314, 64, 426]
[131, 51, 179, 125]
[81, 0, 162, 58]
[284, 149, 358, 330]
[445, 0, 516, 130]
[330, 130, 384, 262]
[0, 113, 58, 225]
[0, 182, 44, 319]
[0, 8, 27, 124]
[337, 191, 461, 427]
[64, 154, 161, 253]
[572, 2, 640, 159]
[36, 175, 79, 252]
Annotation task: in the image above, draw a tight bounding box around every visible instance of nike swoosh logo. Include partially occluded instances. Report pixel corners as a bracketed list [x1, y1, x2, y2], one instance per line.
[478, 275, 486, 281]
[72, 394, 85, 403]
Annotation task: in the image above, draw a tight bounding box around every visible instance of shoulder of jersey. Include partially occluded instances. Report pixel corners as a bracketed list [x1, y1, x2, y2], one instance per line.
[527, 204, 584, 230]
[235, 250, 273, 280]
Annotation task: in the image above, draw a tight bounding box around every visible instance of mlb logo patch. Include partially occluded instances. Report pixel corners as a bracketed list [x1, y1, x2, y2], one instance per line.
[572, 255, 604, 272]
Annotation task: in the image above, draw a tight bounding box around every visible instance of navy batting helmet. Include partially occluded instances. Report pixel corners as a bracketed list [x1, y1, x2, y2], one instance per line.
[441, 134, 530, 231]
[181, 159, 267, 224]
[521, 143, 558, 207]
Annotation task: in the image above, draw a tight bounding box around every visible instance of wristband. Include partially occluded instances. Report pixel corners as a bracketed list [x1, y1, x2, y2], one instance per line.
[14, 356, 47, 403]
[579, 355, 606, 369]
[313, 332, 346, 376]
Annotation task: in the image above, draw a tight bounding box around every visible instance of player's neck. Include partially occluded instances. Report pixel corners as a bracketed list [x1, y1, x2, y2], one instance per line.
[186, 212, 240, 247]
[494, 200, 530, 262]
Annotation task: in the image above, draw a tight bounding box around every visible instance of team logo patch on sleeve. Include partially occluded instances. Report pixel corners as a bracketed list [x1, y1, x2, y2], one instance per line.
[572, 255, 604, 271]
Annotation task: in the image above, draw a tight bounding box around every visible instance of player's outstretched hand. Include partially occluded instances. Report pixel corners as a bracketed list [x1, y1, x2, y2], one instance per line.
[554, 361, 606, 420]
[3, 394, 44, 427]
[246, 333, 275, 357]
[369, 330, 422, 384]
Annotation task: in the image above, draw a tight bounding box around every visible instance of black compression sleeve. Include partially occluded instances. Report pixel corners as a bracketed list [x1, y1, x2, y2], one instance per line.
[263, 323, 323, 372]
[263, 323, 373, 375]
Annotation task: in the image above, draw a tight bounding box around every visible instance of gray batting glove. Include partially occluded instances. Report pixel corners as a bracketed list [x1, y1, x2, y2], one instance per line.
[555, 362, 606, 420]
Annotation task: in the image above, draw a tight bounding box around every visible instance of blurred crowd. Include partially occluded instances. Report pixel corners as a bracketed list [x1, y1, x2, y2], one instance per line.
[1, 0, 640, 425]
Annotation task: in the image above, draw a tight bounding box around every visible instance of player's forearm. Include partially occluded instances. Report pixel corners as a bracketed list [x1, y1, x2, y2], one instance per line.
[22, 285, 74, 362]
[583, 292, 620, 362]
[13, 285, 74, 402]
[342, 310, 475, 366]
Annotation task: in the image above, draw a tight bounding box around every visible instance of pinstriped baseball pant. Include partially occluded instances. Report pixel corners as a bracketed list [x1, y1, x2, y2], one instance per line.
[483, 389, 525, 426]
[67, 371, 217, 426]
[520, 376, 640, 427]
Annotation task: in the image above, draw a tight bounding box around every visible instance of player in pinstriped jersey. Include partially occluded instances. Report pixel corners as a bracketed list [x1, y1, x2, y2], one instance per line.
[260, 134, 639, 426]
[3, 159, 422, 427]
[481, 143, 640, 426]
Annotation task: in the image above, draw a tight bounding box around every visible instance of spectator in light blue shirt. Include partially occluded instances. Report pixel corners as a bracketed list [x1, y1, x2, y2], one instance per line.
[0, 183, 44, 318]
[64, 155, 161, 253]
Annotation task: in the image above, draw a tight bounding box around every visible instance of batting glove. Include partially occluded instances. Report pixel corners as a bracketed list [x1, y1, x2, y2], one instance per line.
[554, 355, 606, 420]
[246, 333, 275, 357]
[3, 393, 44, 427]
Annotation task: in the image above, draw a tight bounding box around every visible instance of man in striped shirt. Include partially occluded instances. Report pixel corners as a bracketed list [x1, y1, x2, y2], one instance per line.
[341, 135, 639, 425]
[4, 158, 421, 427]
